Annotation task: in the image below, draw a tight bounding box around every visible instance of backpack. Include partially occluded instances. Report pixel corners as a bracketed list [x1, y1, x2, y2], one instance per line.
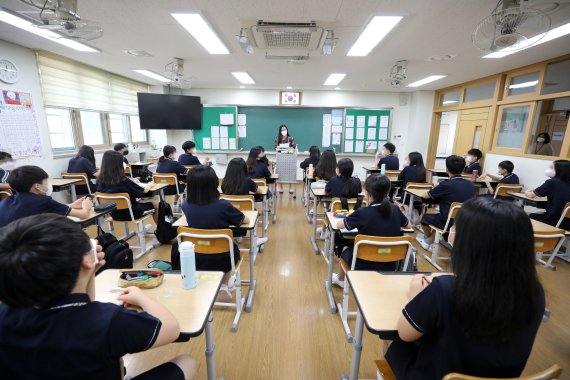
[154, 200, 178, 244]
[95, 227, 133, 274]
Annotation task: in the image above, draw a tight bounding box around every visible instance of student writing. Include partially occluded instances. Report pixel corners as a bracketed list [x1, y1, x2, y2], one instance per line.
[67, 145, 99, 195]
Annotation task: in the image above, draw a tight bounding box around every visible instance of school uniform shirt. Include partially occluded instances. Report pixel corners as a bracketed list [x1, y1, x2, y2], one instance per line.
[378, 155, 399, 170]
[325, 176, 362, 198]
[248, 161, 271, 179]
[531, 178, 570, 230]
[0, 192, 70, 228]
[0, 293, 161, 380]
[0, 168, 10, 184]
[386, 275, 544, 380]
[156, 158, 187, 196]
[67, 156, 97, 194]
[300, 157, 319, 170]
[398, 165, 425, 185]
[423, 176, 475, 228]
[97, 178, 153, 221]
[178, 153, 201, 166]
[464, 161, 481, 174]
[499, 173, 520, 185]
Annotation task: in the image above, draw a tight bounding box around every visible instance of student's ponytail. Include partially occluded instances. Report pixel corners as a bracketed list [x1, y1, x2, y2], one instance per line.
[364, 174, 392, 217]
[338, 158, 358, 198]
[378, 196, 392, 218]
[342, 177, 358, 198]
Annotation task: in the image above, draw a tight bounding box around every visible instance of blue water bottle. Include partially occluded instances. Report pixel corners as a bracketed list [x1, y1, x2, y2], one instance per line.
[179, 241, 196, 289]
[380, 163, 386, 175]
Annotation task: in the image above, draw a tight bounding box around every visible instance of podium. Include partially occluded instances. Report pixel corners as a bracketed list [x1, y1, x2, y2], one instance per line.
[275, 148, 298, 199]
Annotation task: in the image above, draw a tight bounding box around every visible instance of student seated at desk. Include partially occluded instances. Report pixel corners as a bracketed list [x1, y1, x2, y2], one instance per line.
[67, 145, 99, 195]
[398, 152, 427, 186]
[376, 142, 399, 170]
[313, 149, 337, 182]
[0, 151, 15, 191]
[325, 158, 362, 198]
[246, 146, 272, 179]
[256, 145, 271, 168]
[113, 143, 129, 164]
[300, 145, 320, 171]
[416, 155, 475, 251]
[385, 197, 544, 380]
[178, 140, 209, 166]
[464, 148, 482, 174]
[156, 145, 187, 201]
[478, 160, 519, 196]
[332, 174, 411, 287]
[182, 166, 250, 301]
[0, 166, 93, 228]
[97, 151, 159, 225]
[0, 215, 197, 380]
[525, 160, 570, 230]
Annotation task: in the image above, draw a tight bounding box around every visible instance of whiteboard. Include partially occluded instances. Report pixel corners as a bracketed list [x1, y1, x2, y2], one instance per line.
[0, 89, 42, 158]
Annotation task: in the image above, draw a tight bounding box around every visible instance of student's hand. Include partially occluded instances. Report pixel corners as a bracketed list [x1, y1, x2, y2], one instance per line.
[477, 173, 487, 181]
[144, 181, 156, 191]
[407, 274, 432, 300]
[94, 243, 106, 270]
[117, 286, 146, 308]
[525, 190, 536, 198]
[81, 197, 93, 210]
[69, 197, 85, 209]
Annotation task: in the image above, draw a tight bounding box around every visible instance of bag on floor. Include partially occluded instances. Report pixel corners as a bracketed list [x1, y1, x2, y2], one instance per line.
[96, 227, 133, 274]
[154, 200, 177, 244]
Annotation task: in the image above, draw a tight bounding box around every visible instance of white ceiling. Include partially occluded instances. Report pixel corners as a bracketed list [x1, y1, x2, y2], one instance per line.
[1, 0, 570, 91]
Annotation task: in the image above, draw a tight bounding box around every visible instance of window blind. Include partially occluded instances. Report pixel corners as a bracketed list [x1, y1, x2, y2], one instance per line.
[37, 52, 148, 114]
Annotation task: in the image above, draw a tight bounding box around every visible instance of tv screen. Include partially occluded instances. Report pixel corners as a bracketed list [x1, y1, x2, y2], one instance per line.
[137, 93, 202, 130]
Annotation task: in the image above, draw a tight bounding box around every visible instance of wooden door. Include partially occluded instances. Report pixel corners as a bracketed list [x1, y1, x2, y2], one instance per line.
[453, 107, 490, 161]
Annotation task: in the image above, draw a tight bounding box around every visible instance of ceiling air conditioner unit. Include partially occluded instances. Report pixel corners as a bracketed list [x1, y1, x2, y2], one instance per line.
[247, 21, 328, 51]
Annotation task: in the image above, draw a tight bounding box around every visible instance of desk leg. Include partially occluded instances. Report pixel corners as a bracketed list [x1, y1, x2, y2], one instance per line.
[348, 309, 364, 380]
[245, 226, 256, 312]
[273, 190, 277, 224]
[310, 196, 319, 253]
[325, 228, 337, 314]
[70, 184, 77, 202]
[262, 195, 268, 237]
[407, 193, 414, 221]
[159, 189, 165, 202]
[305, 182, 312, 223]
[205, 312, 217, 380]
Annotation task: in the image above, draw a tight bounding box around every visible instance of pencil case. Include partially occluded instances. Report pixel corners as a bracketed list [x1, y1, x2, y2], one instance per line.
[118, 269, 164, 289]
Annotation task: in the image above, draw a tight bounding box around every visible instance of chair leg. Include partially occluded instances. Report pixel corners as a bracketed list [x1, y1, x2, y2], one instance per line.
[337, 276, 353, 342]
[230, 269, 245, 332]
[538, 238, 566, 270]
[423, 231, 444, 272]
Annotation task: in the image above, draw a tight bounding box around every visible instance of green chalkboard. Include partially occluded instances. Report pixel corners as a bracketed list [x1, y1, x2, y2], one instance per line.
[237, 106, 342, 152]
[344, 108, 391, 154]
[194, 105, 238, 151]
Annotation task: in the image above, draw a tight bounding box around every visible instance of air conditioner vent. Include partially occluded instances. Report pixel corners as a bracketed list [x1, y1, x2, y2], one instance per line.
[249, 20, 327, 50]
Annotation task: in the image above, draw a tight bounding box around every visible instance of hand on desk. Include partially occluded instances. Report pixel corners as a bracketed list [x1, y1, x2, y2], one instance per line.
[117, 286, 146, 308]
[70, 196, 93, 210]
[143, 181, 156, 192]
[525, 190, 536, 198]
[407, 274, 432, 300]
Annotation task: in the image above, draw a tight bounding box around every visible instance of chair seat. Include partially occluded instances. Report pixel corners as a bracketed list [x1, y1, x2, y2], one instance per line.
[425, 208, 439, 215]
[375, 360, 396, 380]
[429, 225, 446, 234]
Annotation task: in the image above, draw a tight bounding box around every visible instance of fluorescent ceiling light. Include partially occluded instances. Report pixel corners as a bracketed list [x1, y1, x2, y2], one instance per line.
[232, 72, 255, 84]
[407, 75, 447, 87]
[171, 13, 229, 54]
[442, 100, 458, 105]
[132, 70, 170, 83]
[484, 22, 570, 58]
[347, 16, 403, 56]
[324, 73, 346, 86]
[509, 80, 538, 89]
[0, 10, 98, 52]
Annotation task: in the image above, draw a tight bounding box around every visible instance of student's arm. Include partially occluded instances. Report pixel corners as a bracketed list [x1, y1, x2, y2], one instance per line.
[397, 274, 433, 342]
[526, 179, 551, 199]
[0, 183, 10, 190]
[397, 206, 412, 230]
[485, 178, 494, 194]
[68, 197, 93, 219]
[241, 214, 250, 225]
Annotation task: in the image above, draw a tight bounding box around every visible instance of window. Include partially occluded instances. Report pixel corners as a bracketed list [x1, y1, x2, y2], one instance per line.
[526, 97, 569, 157]
[541, 59, 570, 95]
[129, 115, 147, 142]
[507, 72, 539, 96]
[45, 108, 75, 151]
[79, 111, 106, 146]
[439, 90, 461, 106]
[109, 114, 128, 143]
[463, 81, 495, 103]
[496, 105, 531, 149]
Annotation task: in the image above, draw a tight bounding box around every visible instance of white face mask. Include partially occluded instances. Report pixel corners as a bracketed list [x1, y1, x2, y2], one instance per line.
[0, 161, 15, 171]
[190, 148, 196, 154]
[39, 182, 53, 196]
[281, 130, 287, 137]
[465, 155, 473, 163]
[497, 170, 503, 176]
[545, 168, 555, 178]
[404, 159, 410, 167]
[537, 137, 545, 143]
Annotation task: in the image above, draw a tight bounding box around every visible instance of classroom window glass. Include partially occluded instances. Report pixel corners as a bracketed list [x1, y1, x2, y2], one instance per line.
[109, 114, 128, 143]
[463, 81, 495, 102]
[507, 72, 539, 96]
[79, 111, 106, 146]
[541, 59, 570, 95]
[439, 90, 461, 106]
[129, 115, 147, 142]
[525, 98, 569, 156]
[45, 108, 75, 151]
[496, 106, 531, 149]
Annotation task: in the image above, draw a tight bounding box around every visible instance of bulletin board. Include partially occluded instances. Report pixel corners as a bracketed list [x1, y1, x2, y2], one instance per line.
[343, 108, 392, 154]
[0, 89, 43, 158]
[193, 105, 238, 151]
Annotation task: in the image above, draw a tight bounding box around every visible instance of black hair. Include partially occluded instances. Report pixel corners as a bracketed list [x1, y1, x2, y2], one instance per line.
[0, 214, 91, 308]
[408, 152, 426, 183]
[0, 151, 13, 162]
[159, 145, 176, 163]
[221, 158, 248, 195]
[467, 148, 482, 161]
[246, 147, 263, 175]
[255, 145, 266, 153]
[97, 150, 126, 187]
[536, 132, 551, 144]
[337, 158, 359, 198]
[113, 143, 127, 152]
[309, 145, 321, 161]
[182, 141, 196, 153]
[72, 145, 96, 168]
[186, 165, 220, 205]
[364, 174, 392, 217]
[553, 160, 570, 183]
[7, 165, 48, 192]
[446, 155, 466, 175]
[277, 124, 290, 143]
[498, 160, 514, 174]
[314, 150, 337, 181]
[383, 142, 396, 154]
[451, 197, 543, 343]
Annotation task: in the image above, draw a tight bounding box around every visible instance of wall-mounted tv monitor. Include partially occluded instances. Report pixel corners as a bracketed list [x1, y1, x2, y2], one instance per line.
[137, 93, 202, 130]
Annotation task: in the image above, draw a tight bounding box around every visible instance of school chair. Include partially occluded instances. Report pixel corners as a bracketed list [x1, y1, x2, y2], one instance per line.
[251, 177, 271, 229]
[443, 364, 562, 380]
[534, 231, 567, 270]
[220, 194, 263, 249]
[337, 235, 414, 342]
[152, 173, 183, 212]
[323, 197, 368, 257]
[493, 184, 524, 199]
[0, 189, 13, 202]
[94, 192, 155, 260]
[177, 227, 245, 332]
[385, 170, 401, 176]
[124, 165, 133, 178]
[425, 202, 462, 272]
[374, 360, 396, 380]
[62, 172, 92, 198]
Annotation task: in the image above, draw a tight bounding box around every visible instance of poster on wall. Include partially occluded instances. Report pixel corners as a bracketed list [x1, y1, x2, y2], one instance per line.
[0, 89, 42, 158]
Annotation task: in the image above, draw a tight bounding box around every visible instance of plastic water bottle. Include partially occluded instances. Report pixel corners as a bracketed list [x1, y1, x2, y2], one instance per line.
[472, 169, 478, 182]
[380, 163, 386, 175]
[308, 163, 314, 177]
[179, 241, 196, 289]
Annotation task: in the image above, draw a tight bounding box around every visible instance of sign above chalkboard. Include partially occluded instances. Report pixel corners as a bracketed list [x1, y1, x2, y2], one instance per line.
[280, 91, 302, 105]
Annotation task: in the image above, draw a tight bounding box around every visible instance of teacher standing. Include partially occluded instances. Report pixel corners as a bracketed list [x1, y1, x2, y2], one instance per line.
[274, 124, 297, 194]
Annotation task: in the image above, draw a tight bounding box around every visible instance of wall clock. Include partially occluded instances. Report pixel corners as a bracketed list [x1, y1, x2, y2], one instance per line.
[0, 59, 19, 84]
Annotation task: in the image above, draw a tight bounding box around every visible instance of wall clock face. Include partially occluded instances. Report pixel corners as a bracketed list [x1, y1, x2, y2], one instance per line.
[0, 59, 19, 84]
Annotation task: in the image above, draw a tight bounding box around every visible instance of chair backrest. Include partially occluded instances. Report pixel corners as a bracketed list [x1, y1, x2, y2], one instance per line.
[61, 172, 89, 186]
[220, 195, 255, 211]
[441, 202, 462, 233]
[385, 170, 401, 176]
[494, 184, 524, 199]
[124, 165, 132, 177]
[0, 189, 13, 201]
[330, 197, 368, 212]
[252, 178, 266, 187]
[94, 192, 135, 221]
[352, 235, 413, 267]
[443, 364, 562, 380]
[405, 182, 434, 190]
[177, 227, 234, 255]
[533, 233, 566, 253]
[153, 173, 180, 194]
[556, 202, 570, 228]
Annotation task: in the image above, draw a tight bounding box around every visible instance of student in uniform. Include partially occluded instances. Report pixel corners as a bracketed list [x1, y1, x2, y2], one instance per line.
[525, 160, 570, 230]
[332, 174, 412, 287]
[0, 166, 93, 228]
[182, 165, 250, 301]
[300, 145, 320, 170]
[246, 147, 272, 179]
[325, 158, 362, 198]
[97, 150, 159, 225]
[156, 145, 187, 205]
[0, 151, 15, 191]
[67, 145, 99, 195]
[377, 142, 399, 170]
[398, 152, 427, 186]
[222, 158, 263, 196]
[416, 155, 475, 251]
[178, 141, 209, 166]
[313, 149, 337, 181]
[385, 197, 544, 379]
[113, 143, 130, 164]
[478, 160, 520, 196]
[255, 146, 271, 167]
[0, 214, 197, 380]
[464, 148, 482, 174]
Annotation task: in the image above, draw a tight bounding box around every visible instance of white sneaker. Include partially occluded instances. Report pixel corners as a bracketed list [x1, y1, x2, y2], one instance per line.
[415, 235, 431, 251]
[289, 189, 294, 194]
[332, 273, 345, 288]
[256, 236, 268, 246]
[143, 224, 154, 235]
[236, 237, 243, 243]
[216, 285, 232, 302]
[227, 276, 237, 292]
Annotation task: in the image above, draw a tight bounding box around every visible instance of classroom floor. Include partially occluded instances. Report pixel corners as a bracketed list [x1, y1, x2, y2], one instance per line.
[93, 191, 570, 380]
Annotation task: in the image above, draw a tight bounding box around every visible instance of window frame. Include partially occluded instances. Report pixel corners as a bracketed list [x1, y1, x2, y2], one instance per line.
[491, 102, 537, 156]
[502, 67, 542, 101]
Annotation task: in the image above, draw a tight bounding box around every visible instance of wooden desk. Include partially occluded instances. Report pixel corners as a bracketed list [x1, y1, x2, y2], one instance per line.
[147, 183, 168, 200]
[96, 270, 223, 380]
[427, 168, 448, 182]
[173, 210, 258, 229]
[403, 188, 429, 220]
[362, 166, 380, 177]
[531, 219, 565, 234]
[509, 192, 548, 207]
[76, 206, 116, 230]
[51, 178, 82, 200]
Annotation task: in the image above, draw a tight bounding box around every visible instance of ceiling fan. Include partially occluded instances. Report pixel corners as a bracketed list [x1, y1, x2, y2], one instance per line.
[472, 0, 551, 53]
